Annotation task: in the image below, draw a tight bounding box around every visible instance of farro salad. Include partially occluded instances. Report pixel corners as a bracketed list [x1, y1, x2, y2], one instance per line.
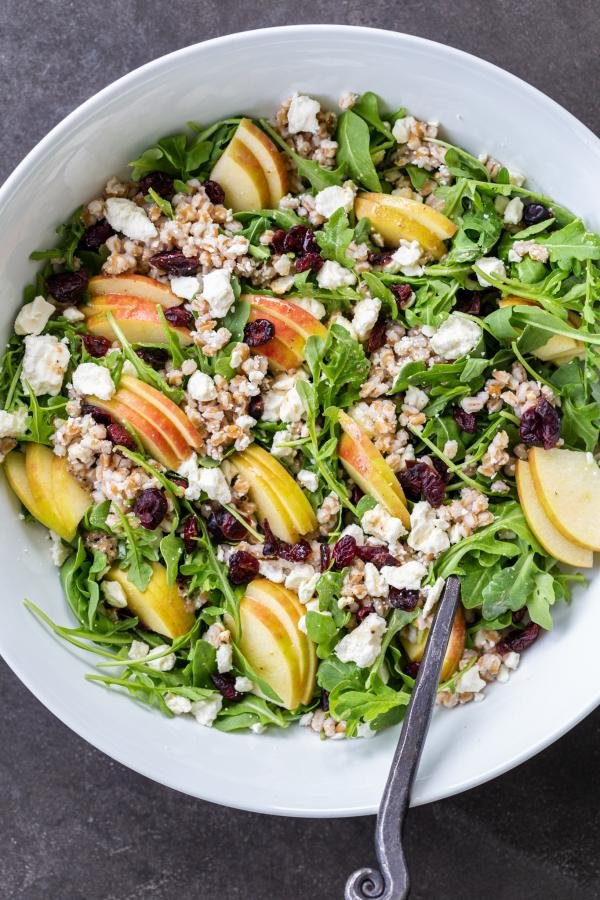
[3, 90, 600, 739]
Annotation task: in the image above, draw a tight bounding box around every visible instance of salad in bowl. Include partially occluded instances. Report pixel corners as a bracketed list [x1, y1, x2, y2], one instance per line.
[2, 89, 599, 741]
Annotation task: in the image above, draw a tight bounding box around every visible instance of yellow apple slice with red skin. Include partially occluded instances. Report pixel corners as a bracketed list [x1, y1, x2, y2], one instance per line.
[51, 454, 92, 540]
[354, 193, 456, 258]
[84, 301, 193, 347]
[210, 138, 270, 212]
[528, 447, 600, 551]
[246, 306, 305, 371]
[116, 387, 193, 460]
[229, 454, 303, 543]
[401, 606, 466, 681]
[87, 394, 182, 470]
[25, 443, 69, 538]
[4, 450, 49, 528]
[119, 375, 202, 453]
[106, 563, 195, 638]
[88, 274, 181, 307]
[234, 119, 288, 206]
[245, 294, 328, 343]
[338, 410, 410, 529]
[516, 460, 592, 567]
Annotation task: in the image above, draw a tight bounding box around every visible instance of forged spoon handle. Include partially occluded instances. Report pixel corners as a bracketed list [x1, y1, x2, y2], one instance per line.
[345, 575, 461, 900]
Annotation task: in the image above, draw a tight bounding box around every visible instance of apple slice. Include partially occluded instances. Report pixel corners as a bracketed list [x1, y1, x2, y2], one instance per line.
[338, 410, 410, 529]
[120, 375, 202, 453]
[246, 307, 305, 371]
[210, 138, 270, 212]
[242, 444, 317, 534]
[84, 296, 193, 346]
[4, 451, 47, 525]
[529, 447, 600, 551]
[354, 192, 456, 258]
[88, 274, 181, 307]
[516, 460, 592, 567]
[401, 606, 465, 681]
[245, 294, 328, 343]
[235, 119, 288, 206]
[107, 563, 195, 638]
[51, 455, 92, 540]
[87, 394, 182, 470]
[25, 443, 68, 538]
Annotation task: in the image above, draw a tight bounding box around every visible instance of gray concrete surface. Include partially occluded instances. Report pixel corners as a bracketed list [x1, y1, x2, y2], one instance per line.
[1, 2, 599, 898]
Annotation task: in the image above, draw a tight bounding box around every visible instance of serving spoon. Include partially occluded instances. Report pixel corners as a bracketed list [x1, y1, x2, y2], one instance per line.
[345, 575, 462, 900]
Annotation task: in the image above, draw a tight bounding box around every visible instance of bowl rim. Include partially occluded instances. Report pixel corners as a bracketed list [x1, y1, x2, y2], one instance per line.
[1, 24, 600, 817]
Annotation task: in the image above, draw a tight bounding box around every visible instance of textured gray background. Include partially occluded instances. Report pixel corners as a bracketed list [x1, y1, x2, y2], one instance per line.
[1, 2, 600, 898]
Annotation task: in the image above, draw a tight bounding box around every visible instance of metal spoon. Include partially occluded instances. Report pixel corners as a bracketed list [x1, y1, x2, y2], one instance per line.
[345, 575, 462, 900]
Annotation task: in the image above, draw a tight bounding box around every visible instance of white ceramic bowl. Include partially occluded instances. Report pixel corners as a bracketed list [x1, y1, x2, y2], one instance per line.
[1, 25, 599, 817]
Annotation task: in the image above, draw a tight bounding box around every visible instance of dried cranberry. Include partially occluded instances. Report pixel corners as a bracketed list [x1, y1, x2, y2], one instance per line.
[106, 423, 137, 450]
[164, 305, 195, 329]
[203, 180, 225, 205]
[522, 202, 552, 227]
[431, 457, 452, 483]
[261, 520, 310, 562]
[391, 283, 413, 310]
[356, 545, 399, 569]
[248, 394, 264, 420]
[512, 607, 527, 624]
[320, 689, 330, 711]
[270, 229, 288, 254]
[332, 535, 358, 569]
[80, 218, 114, 251]
[367, 314, 388, 354]
[398, 461, 446, 507]
[135, 346, 169, 370]
[170, 476, 188, 490]
[149, 249, 199, 276]
[228, 550, 259, 585]
[81, 403, 113, 425]
[404, 661, 420, 678]
[452, 406, 477, 434]
[244, 318, 275, 347]
[455, 291, 481, 315]
[356, 605, 374, 623]
[208, 507, 248, 542]
[283, 225, 314, 254]
[261, 520, 279, 557]
[211, 673, 243, 702]
[82, 333, 111, 357]
[295, 251, 324, 273]
[138, 171, 174, 198]
[320, 542, 331, 572]
[46, 269, 88, 304]
[519, 398, 560, 449]
[496, 621, 541, 655]
[182, 515, 200, 553]
[132, 488, 168, 530]
[350, 485, 364, 506]
[389, 588, 420, 610]
[367, 250, 392, 267]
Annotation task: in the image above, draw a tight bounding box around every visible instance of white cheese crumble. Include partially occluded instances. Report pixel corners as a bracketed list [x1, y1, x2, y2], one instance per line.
[335, 613, 387, 668]
[187, 370, 217, 402]
[285, 564, 317, 593]
[328, 313, 357, 339]
[381, 560, 427, 590]
[456, 666, 486, 694]
[290, 296, 326, 320]
[216, 643, 233, 674]
[146, 645, 176, 672]
[128, 639, 150, 661]
[48, 530, 70, 567]
[61, 306, 85, 322]
[177, 453, 231, 504]
[262, 372, 307, 424]
[0, 407, 27, 439]
[100, 580, 128, 608]
[503, 197, 524, 225]
[234, 676, 254, 693]
[364, 562, 389, 597]
[164, 693, 193, 715]
[72, 362, 115, 400]
[21, 334, 70, 397]
[407, 501, 450, 555]
[170, 275, 201, 300]
[351, 296, 381, 341]
[105, 197, 158, 241]
[430, 314, 482, 360]
[297, 469, 318, 492]
[314, 183, 356, 219]
[287, 93, 321, 134]
[474, 256, 506, 287]
[14, 296, 55, 336]
[191, 694, 223, 727]
[271, 429, 294, 459]
[404, 385, 429, 411]
[201, 268, 235, 318]
[362, 503, 407, 543]
[386, 240, 424, 277]
[392, 115, 416, 144]
[317, 260, 357, 290]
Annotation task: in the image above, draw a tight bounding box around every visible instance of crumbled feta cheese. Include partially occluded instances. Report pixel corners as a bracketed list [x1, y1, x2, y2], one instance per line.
[364, 562, 389, 598]
[229, 342, 246, 368]
[509, 169, 525, 187]
[234, 676, 254, 693]
[201, 268, 235, 318]
[386, 240, 423, 277]
[335, 613, 387, 668]
[250, 722, 267, 734]
[262, 373, 307, 424]
[340, 523, 365, 545]
[165, 693, 193, 715]
[362, 503, 407, 543]
[430, 314, 482, 360]
[271, 429, 294, 459]
[100, 580, 128, 609]
[259, 558, 286, 583]
[404, 385, 429, 410]
[279, 383, 306, 423]
[48, 530, 70, 567]
[328, 313, 357, 339]
[146, 645, 176, 672]
[291, 296, 326, 320]
[474, 256, 506, 287]
[191, 694, 223, 727]
[105, 197, 158, 241]
[121, 360, 138, 376]
[187, 370, 217, 402]
[299, 711, 314, 727]
[381, 560, 427, 590]
[62, 306, 86, 322]
[503, 197, 524, 225]
[456, 665, 486, 694]
[297, 469, 318, 492]
[21, 334, 70, 396]
[285, 564, 316, 592]
[128, 639, 150, 661]
[297, 572, 320, 604]
[392, 115, 416, 144]
[216, 643, 233, 674]
[14, 296, 55, 336]
[503, 651, 520, 670]
[351, 296, 381, 341]
[317, 260, 357, 290]
[287, 93, 321, 134]
[314, 183, 356, 218]
[177, 453, 231, 504]
[408, 501, 450, 555]
[170, 275, 201, 300]
[496, 665, 510, 683]
[203, 621, 229, 648]
[72, 362, 115, 400]
[0, 407, 27, 439]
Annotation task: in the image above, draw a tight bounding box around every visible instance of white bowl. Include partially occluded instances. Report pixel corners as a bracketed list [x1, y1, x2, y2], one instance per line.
[1, 25, 599, 818]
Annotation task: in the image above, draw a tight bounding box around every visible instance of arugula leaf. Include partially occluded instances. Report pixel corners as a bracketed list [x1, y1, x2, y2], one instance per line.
[434, 142, 490, 181]
[305, 324, 369, 410]
[351, 92, 393, 138]
[260, 120, 344, 191]
[160, 531, 184, 586]
[527, 571, 555, 630]
[537, 219, 600, 265]
[20, 385, 66, 445]
[481, 551, 538, 620]
[336, 110, 381, 191]
[30, 207, 85, 270]
[329, 673, 410, 736]
[315, 208, 355, 268]
[107, 313, 184, 402]
[114, 507, 158, 591]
